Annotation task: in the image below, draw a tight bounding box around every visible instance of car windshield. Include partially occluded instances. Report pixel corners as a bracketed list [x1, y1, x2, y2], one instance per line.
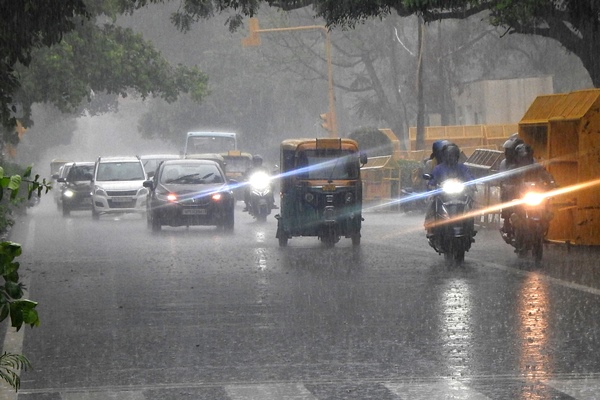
[160, 164, 224, 184]
[186, 137, 235, 154]
[66, 165, 94, 181]
[96, 162, 145, 181]
[296, 150, 359, 180]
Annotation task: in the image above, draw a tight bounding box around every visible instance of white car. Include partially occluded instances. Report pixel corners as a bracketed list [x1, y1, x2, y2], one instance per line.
[91, 156, 148, 219]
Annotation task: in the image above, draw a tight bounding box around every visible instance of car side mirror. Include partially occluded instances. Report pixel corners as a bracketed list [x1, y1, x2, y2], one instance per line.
[143, 180, 154, 189]
[360, 152, 368, 166]
[57, 177, 66, 183]
[422, 173, 432, 181]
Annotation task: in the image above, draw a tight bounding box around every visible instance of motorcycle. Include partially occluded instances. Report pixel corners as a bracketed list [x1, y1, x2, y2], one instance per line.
[424, 174, 476, 266]
[504, 181, 552, 262]
[245, 170, 275, 222]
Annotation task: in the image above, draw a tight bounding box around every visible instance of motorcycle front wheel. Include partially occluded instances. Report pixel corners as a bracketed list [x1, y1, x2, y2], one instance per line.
[532, 234, 544, 263]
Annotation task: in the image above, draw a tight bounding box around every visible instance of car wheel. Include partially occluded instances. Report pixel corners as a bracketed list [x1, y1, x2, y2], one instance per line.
[92, 206, 100, 220]
[223, 207, 234, 232]
[151, 213, 161, 232]
[146, 209, 153, 230]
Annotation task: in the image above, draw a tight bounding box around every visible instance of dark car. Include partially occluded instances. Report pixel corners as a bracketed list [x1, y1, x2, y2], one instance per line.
[57, 162, 95, 216]
[143, 159, 235, 232]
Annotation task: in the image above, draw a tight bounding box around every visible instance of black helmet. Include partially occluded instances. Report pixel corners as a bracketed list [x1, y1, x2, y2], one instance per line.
[503, 133, 524, 161]
[431, 140, 450, 163]
[443, 144, 461, 166]
[515, 143, 534, 164]
[252, 154, 263, 166]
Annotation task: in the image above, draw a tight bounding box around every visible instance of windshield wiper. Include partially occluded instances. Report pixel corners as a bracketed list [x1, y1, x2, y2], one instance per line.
[168, 173, 200, 183]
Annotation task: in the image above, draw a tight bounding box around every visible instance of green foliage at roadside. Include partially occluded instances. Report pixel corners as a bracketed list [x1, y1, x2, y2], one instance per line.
[0, 164, 46, 391]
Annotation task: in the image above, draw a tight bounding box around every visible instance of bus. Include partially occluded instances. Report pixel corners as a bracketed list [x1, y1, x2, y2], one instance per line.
[183, 131, 237, 157]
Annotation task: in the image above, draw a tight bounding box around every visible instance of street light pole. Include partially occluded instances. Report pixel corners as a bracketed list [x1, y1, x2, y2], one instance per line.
[242, 18, 338, 138]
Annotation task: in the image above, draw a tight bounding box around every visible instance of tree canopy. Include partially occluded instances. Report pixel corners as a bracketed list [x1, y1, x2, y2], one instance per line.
[0, 0, 208, 138]
[1, 0, 598, 148]
[168, 0, 600, 87]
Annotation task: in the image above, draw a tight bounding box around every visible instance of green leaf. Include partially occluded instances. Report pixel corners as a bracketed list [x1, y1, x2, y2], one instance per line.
[22, 166, 32, 178]
[7, 175, 21, 191]
[0, 304, 9, 322]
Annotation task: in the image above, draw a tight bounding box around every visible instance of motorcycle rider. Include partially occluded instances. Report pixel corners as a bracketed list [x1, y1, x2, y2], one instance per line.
[424, 143, 475, 236]
[499, 142, 555, 242]
[498, 133, 524, 240]
[424, 139, 450, 175]
[242, 154, 276, 212]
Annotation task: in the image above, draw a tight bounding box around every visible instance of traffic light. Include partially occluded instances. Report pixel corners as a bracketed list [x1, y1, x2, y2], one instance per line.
[320, 112, 332, 133]
[241, 17, 261, 47]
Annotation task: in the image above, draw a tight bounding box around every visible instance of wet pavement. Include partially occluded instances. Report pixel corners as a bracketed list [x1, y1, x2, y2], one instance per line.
[2, 200, 600, 399]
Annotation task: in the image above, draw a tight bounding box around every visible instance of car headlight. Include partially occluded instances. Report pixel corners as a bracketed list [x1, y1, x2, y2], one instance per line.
[212, 193, 223, 201]
[63, 189, 75, 198]
[94, 187, 107, 197]
[157, 192, 176, 202]
[138, 187, 148, 196]
[249, 171, 271, 190]
[442, 179, 465, 195]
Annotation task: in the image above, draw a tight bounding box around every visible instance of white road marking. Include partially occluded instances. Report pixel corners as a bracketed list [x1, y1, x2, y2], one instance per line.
[385, 380, 491, 399]
[546, 378, 600, 400]
[225, 383, 317, 399]
[478, 260, 600, 296]
[62, 391, 145, 400]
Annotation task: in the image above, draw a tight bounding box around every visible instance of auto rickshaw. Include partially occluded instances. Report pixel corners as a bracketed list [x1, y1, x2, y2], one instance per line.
[275, 138, 367, 247]
[220, 150, 253, 200]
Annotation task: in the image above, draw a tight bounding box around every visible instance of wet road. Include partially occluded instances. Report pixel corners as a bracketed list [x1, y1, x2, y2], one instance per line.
[3, 197, 600, 399]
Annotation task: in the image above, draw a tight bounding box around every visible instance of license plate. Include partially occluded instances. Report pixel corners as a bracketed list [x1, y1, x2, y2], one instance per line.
[111, 197, 132, 203]
[182, 208, 207, 215]
[323, 184, 336, 192]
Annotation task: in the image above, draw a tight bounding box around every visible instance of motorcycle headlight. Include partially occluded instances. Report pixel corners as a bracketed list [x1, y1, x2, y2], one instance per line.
[249, 172, 271, 191]
[442, 179, 465, 195]
[63, 189, 75, 198]
[523, 191, 545, 206]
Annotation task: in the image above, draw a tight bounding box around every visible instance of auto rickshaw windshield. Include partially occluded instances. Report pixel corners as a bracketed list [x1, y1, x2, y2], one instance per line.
[297, 149, 359, 180]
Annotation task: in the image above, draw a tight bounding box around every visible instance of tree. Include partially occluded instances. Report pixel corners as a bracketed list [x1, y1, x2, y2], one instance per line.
[162, 0, 600, 88]
[1, 0, 209, 153]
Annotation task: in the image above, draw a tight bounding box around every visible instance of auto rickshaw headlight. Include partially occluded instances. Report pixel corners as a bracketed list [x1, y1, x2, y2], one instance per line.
[344, 192, 354, 203]
[304, 193, 314, 203]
